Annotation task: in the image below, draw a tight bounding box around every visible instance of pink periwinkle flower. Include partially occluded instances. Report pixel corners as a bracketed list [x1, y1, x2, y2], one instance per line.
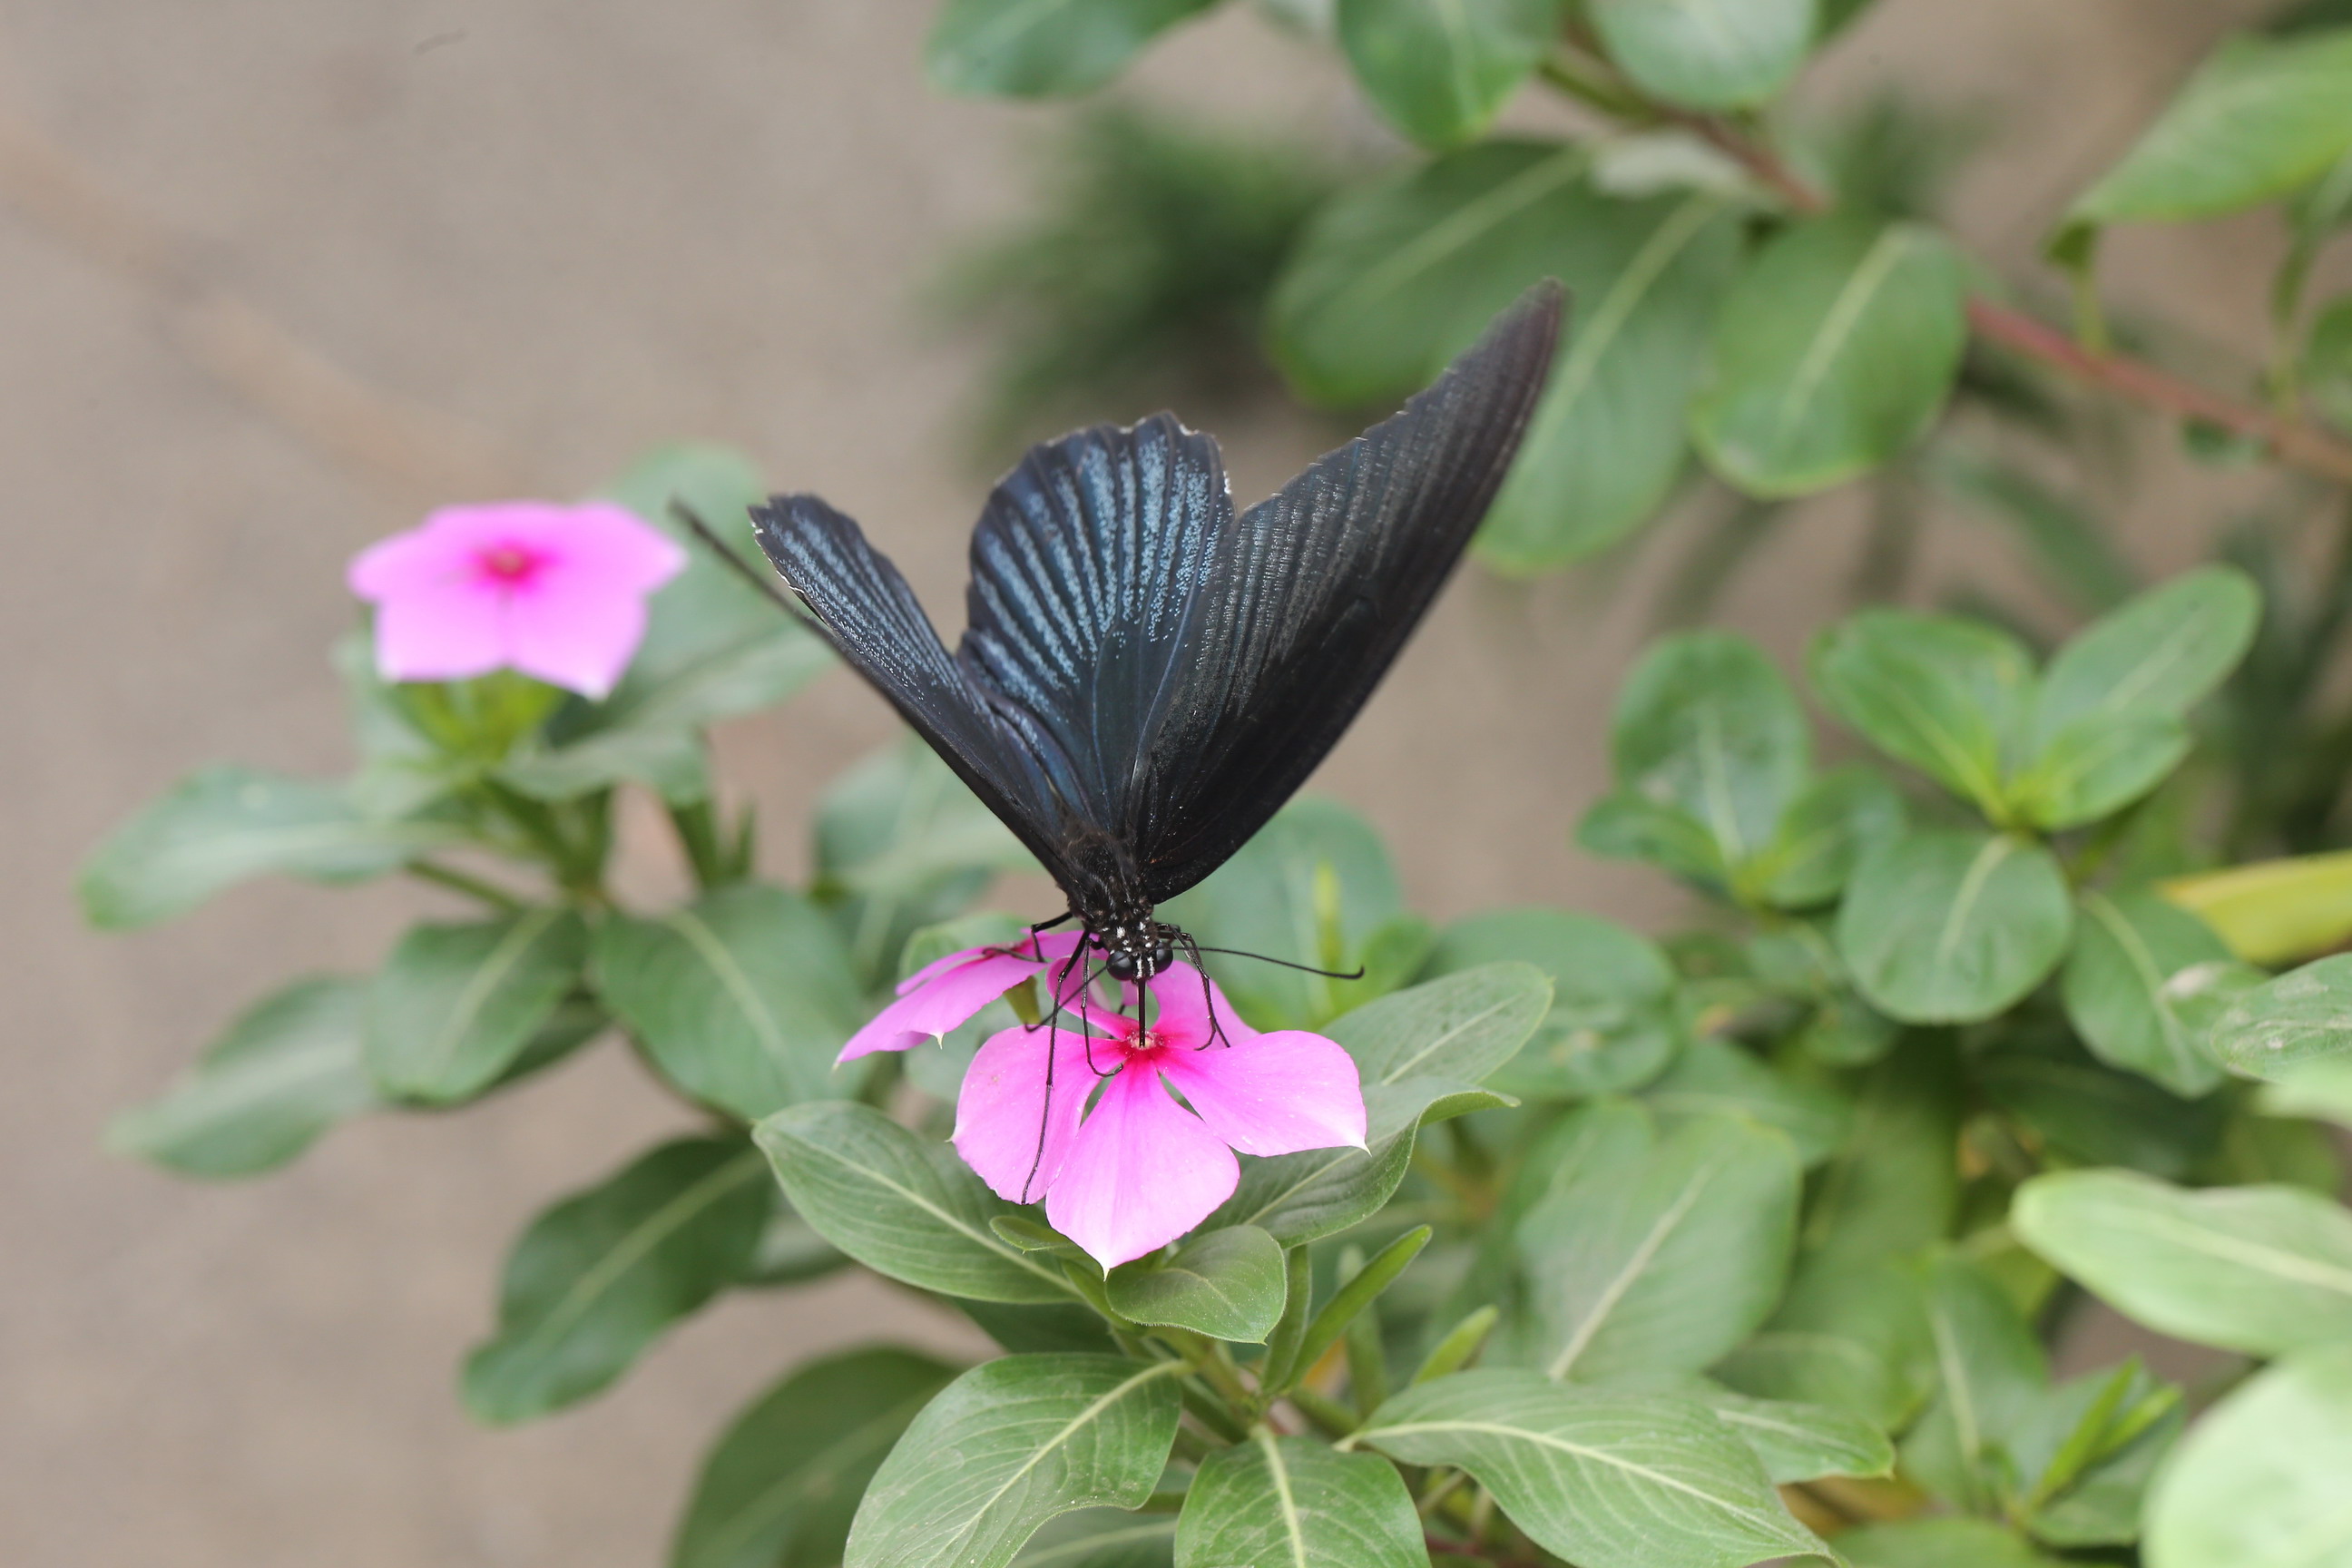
[348, 500, 688, 700]
[953, 964, 1367, 1269]
[837, 930, 1087, 1063]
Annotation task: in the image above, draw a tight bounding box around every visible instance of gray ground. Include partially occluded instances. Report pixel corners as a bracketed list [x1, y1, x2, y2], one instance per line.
[0, 2, 2307, 1563]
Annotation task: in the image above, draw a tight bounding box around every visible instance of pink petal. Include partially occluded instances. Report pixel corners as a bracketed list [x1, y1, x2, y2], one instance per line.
[1134, 963, 1259, 1050]
[502, 572, 649, 698]
[367, 573, 508, 682]
[837, 949, 1048, 1063]
[1156, 1029, 1367, 1158]
[897, 929, 1083, 997]
[952, 1022, 1104, 1203]
[554, 502, 690, 592]
[1046, 1063, 1238, 1269]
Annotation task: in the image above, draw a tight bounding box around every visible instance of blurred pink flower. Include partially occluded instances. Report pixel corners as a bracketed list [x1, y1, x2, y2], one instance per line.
[953, 963, 1366, 1269]
[348, 501, 687, 699]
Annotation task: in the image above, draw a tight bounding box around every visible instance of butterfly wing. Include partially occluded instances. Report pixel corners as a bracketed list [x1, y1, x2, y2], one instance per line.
[1129, 280, 1564, 902]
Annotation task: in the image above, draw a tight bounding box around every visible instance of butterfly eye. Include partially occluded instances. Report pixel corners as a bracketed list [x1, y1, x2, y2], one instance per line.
[1152, 942, 1174, 973]
[1103, 951, 1139, 982]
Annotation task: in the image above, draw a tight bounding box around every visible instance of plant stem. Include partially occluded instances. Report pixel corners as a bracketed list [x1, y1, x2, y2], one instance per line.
[407, 859, 530, 912]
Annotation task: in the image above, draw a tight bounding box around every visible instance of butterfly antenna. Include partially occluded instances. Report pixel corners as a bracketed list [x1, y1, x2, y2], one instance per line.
[667, 500, 805, 620]
[1187, 944, 1367, 981]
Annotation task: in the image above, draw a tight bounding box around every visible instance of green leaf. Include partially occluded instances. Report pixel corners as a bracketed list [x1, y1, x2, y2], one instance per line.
[594, 884, 868, 1120]
[2014, 1169, 2352, 1355]
[1104, 1226, 1289, 1342]
[1837, 828, 2073, 1024]
[2012, 1360, 2182, 1548]
[107, 975, 377, 1178]
[1678, 1381, 1895, 1484]
[1606, 632, 1809, 875]
[2167, 849, 2352, 965]
[1336, 0, 1559, 150]
[1207, 965, 1545, 1243]
[1354, 1369, 1831, 1568]
[818, 739, 1036, 991]
[1899, 1256, 2047, 1513]
[1800, 1040, 1962, 1267]
[1752, 765, 1906, 910]
[1014, 1510, 1177, 1566]
[2010, 712, 2190, 830]
[2067, 28, 2352, 228]
[1588, 0, 1817, 111]
[1175, 1430, 1422, 1568]
[2143, 1344, 2352, 1568]
[1690, 217, 1966, 498]
[926, 0, 1223, 97]
[1642, 1041, 1851, 1166]
[1477, 190, 1744, 571]
[365, 908, 588, 1104]
[757, 1101, 1079, 1304]
[2061, 888, 2238, 1095]
[846, 1355, 1184, 1568]
[1977, 1035, 2226, 1181]
[2034, 565, 2260, 731]
[671, 1347, 961, 1568]
[1520, 1113, 1800, 1384]
[1836, 1518, 2063, 1568]
[1161, 798, 1409, 1030]
[1713, 1254, 1934, 1430]
[1424, 908, 1682, 1098]
[2309, 292, 2352, 431]
[463, 1137, 770, 1423]
[81, 765, 465, 929]
[1808, 610, 2034, 813]
[1577, 792, 1729, 888]
[2211, 951, 2352, 1077]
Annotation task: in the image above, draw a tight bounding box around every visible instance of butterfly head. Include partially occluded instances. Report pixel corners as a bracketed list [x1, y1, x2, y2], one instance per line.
[1092, 913, 1176, 985]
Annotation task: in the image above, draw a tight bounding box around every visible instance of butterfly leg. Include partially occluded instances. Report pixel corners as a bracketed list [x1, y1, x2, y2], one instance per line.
[1019, 946, 1090, 1205]
[1173, 930, 1231, 1050]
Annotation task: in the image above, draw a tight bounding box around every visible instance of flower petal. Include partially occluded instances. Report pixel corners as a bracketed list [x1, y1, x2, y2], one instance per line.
[1156, 1028, 1367, 1157]
[550, 502, 690, 592]
[366, 574, 508, 682]
[502, 573, 649, 698]
[897, 929, 1083, 998]
[952, 1022, 1103, 1204]
[1046, 1063, 1238, 1269]
[837, 949, 1045, 1063]
[1135, 962, 1260, 1051]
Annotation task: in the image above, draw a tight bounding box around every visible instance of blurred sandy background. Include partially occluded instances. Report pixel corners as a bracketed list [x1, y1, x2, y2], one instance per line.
[0, 2, 2301, 1563]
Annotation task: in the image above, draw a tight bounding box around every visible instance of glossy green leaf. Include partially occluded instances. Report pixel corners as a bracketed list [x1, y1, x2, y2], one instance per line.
[2010, 712, 2189, 830]
[1679, 1381, 1894, 1484]
[1899, 1257, 2047, 1513]
[1588, 0, 1817, 111]
[2014, 1169, 2352, 1355]
[1423, 907, 1681, 1098]
[757, 1101, 1080, 1304]
[107, 975, 377, 1178]
[1205, 964, 1546, 1242]
[671, 1348, 961, 1568]
[1642, 1041, 1851, 1166]
[366, 908, 587, 1104]
[595, 884, 867, 1120]
[926, 0, 1222, 97]
[1336, 0, 1559, 150]
[1014, 1510, 1175, 1566]
[1174, 1430, 1422, 1568]
[1837, 829, 2073, 1024]
[1690, 217, 1966, 497]
[1105, 1226, 1289, 1342]
[1161, 798, 1408, 1030]
[2211, 951, 2352, 1076]
[818, 739, 1035, 991]
[1752, 765, 1906, 910]
[1354, 1369, 1831, 1568]
[2036, 565, 2260, 730]
[80, 765, 464, 929]
[1577, 792, 1728, 888]
[2143, 1344, 2352, 1568]
[2060, 888, 2238, 1095]
[845, 1355, 1184, 1568]
[1606, 632, 1808, 872]
[1521, 1113, 1800, 1383]
[463, 1137, 770, 1423]
[1808, 610, 2034, 813]
[1477, 190, 1743, 571]
[1712, 1254, 1934, 1430]
[2068, 28, 2352, 227]
[1837, 1518, 2063, 1568]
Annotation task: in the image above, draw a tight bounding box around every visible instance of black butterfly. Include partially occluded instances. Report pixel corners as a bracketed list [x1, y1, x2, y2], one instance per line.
[749, 282, 1562, 995]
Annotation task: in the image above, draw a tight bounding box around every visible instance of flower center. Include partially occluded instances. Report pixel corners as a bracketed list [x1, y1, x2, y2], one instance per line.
[475, 541, 544, 586]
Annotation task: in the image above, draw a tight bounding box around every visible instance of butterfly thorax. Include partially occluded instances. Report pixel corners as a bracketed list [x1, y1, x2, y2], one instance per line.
[1087, 906, 1176, 984]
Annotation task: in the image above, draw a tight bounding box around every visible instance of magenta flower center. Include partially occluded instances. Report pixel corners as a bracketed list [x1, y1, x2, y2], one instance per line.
[475, 540, 548, 588]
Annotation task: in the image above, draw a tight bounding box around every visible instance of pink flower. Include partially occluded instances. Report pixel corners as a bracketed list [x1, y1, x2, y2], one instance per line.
[837, 931, 1086, 1063]
[348, 501, 688, 700]
[953, 964, 1367, 1269]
